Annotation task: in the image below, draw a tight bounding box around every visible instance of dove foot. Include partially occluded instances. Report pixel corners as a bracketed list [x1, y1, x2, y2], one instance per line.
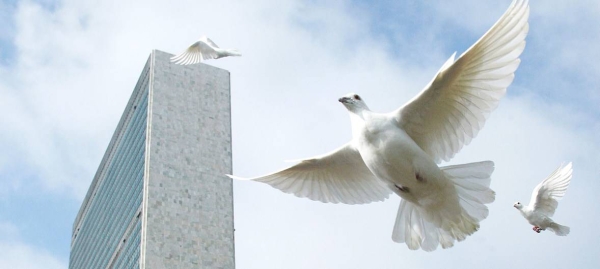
[532, 226, 542, 233]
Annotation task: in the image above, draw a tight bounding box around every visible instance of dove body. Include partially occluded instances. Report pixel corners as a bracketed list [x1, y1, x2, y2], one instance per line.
[344, 97, 451, 207]
[340, 93, 482, 244]
[514, 162, 572, 236]
[515, 205, 555, 230]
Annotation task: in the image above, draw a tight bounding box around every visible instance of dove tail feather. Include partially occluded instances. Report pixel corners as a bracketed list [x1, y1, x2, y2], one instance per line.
[391, 161, 495, 251]
[392, 200, 465, 251]
[548, 223, 570, 236]
[443, 160, 496, 221]
[223, 49, 242, 57]
[392, 200, 431, 251]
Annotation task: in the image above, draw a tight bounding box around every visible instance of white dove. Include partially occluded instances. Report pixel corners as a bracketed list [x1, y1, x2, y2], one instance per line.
[514, 163, 572, 236]
[230, 0, 529, 251]
[170, 36, 241, 65]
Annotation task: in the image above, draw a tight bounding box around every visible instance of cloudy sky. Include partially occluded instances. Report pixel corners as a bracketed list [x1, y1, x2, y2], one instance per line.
[1, 0, 599, 268]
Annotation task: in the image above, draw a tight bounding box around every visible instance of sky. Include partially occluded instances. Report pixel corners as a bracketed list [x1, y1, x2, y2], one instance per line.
[0, 0, 599, 268]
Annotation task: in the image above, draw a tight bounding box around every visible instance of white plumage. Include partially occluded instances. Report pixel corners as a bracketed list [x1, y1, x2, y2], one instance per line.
[170, 36, 241, 65]
[514, 163, 572, 236]
[230, 0, 529, 251]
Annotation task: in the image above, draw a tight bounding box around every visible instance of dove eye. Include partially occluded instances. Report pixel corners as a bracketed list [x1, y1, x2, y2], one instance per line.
[353, 94, 361, 100]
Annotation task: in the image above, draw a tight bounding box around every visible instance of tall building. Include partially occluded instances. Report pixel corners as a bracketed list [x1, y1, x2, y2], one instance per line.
[69, 50, 235, 269]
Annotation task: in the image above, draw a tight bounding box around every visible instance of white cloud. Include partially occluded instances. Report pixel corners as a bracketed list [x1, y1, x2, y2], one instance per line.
[0, 0, 431, 199]
[0, 221, 19, 240]
[1, 0, 599, 268]
[0, 221, 66, 269]
[0, 243, 66, 269]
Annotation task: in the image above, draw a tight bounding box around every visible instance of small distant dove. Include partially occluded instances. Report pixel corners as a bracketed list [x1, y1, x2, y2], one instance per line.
[514, 163, 572, 236]
[230, 0, 529, 251]
[170, 36, 241, 65]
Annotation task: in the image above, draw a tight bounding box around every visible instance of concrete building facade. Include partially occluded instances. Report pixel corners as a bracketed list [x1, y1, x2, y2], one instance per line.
[69, 50, 235, 269]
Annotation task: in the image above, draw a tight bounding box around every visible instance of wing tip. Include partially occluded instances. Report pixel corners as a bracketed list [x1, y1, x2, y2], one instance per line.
[226, 174, 249, 181]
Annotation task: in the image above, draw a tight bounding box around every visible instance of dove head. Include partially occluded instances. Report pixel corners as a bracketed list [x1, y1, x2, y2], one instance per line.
[513, 202, 523, 209]
[338, 93, 370, 113]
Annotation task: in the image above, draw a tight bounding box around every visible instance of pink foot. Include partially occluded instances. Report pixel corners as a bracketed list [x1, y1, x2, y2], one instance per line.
[532, 226, 541, 233]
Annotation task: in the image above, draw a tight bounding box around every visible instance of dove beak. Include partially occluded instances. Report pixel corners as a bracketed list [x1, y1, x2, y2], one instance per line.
[338, 97, 351, 104]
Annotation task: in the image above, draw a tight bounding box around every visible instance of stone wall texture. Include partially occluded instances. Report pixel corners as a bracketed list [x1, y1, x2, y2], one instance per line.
[141, 50, 235, 269]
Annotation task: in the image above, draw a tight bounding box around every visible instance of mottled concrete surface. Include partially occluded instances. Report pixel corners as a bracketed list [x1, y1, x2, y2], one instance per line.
[141, 50, 234, 269]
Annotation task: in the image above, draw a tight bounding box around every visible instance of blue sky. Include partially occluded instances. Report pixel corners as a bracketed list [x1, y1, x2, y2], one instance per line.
[1, 0, 599, 268]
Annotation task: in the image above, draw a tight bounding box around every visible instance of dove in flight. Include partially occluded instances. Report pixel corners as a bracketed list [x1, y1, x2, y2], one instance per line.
[230, 0, 529, 251]
[170, 36, 241, 65]
[514, 163, 572, 236]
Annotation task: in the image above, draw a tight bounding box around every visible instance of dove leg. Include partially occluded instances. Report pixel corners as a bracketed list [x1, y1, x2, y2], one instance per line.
[532, 226, 541, 233]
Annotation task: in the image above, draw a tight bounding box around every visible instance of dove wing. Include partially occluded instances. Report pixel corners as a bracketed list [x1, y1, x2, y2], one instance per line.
[394, 0, 529, 163]
[529, 162, 573, 217]
[200, 36, 220, 48]
[170, 39, 218, 65]
[229, 143, 392, 204]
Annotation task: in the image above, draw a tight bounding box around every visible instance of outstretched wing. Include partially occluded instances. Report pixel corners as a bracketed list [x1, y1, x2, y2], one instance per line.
[170, 37, 219, 65]
[529, 162, 573, 217]
[228, 143, 391, 204]
[200, 36, 219, 48]
[395, 0, 529, 163]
